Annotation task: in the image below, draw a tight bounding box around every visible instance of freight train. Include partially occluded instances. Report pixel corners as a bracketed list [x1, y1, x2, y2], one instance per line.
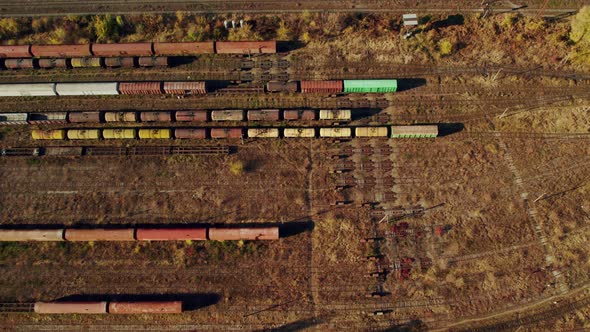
[0, 41, 277, 58]
[31, 126, 439, 140]
[3, 56, 169, 69]
[0, 79, 397, 97]
[0, 109, 350, 125]
[33, 301, 182, 314]
[0, 226, 279, 241]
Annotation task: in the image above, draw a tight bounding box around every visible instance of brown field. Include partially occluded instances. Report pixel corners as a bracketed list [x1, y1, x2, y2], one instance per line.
[0, 9, 590, 332]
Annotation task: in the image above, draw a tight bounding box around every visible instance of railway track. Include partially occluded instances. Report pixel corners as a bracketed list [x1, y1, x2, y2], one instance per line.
[0, 0, 584, 17]
[0, 145, 231, 157]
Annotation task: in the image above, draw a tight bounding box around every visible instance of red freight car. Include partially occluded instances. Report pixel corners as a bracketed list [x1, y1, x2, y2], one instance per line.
[300, 80, 343, 93]
[38, 58, 68, 69]
[104, 57, 135, 68]
[175, 110, 208, 122]
[163, 82, 206, 95]
[30, 44, 92, 58]
[266, 81, 298, 93]
[140, 111, 173, 122]
[135, 228, 207, 241]
[138, 56, 168, 67]
[247, 109, 280, 121]
[215, 41, 276, 54]
[174, 128, 207, 139]
[153, 42, 215, 55]
[118, 82, 162, 95]
[283, 110, 316, 120]
[68, 112, 102, 123]
[4, 59, 34, 69]
[210, 128, 243, 139]
[92, 43, 153, 57]
[0, 45, 32, 58]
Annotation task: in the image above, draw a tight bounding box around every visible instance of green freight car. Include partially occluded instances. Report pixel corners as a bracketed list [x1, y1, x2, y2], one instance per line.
[343, 79, 397, 93]
[391, 125, 438, 138]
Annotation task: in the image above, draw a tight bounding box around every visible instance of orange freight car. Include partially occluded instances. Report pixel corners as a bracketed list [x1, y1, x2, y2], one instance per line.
[30, 44, 92, 58]
[92, 43, 153, 57]
[0, 45, 32, 58]
[153, 42, 214, 55]
[215, 41, 276, 54]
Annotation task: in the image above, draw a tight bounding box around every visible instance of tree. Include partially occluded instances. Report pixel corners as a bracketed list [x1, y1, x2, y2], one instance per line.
[276, 20, 292, 40]
[570, 6, 590, 46]
[93, 15, 119, 42]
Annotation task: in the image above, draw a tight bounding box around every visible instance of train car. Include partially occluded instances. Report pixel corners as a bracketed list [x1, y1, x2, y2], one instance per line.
[175, 110, 207, 122]
[68, 111, 102, 123]
[64, 229, 135, 241]
[319, 109, 351, 121]
[153, 42, 215, 55]
[284, 128, 315, 138]
[283, 110, 315, 121]
[174, 128, 207, 139]
[248, 128, 279, 138]
[34, 302, 108, 314]
[138, 56, 168, 67]
[215, 41, 276, 54]
[0, 83, 56, 96]
[28, 112, 67, 124]
[67, 129, 101, 140]
[319, 127, 352, 138]
[140, 111, 172, 122]
[30, 44, 92, 58]
[91, 43, 153, 57]
[211, 110, 244, 121]
[343, 79, 397, 93]
[70, 57, 102, 68]
[138, 129, 172, 139]
[355, 127, 389, 138]
[55, 83, 119, 96]
[31, 129, 66, 140]
[0, 113, 28, 125]
[102, 128, 136, 139]
[104, 112, 137, 122]
[4, 59, 34, 69]
[162, 82, 206, 95]
[0, 45, 32, 58]
[390, 125, 438, 138]
[300, 80, 343, 94]
[118, 82, 162, 95]
[104, 57, 135, 68]
[38, 58, 68, 69]
[135, 228, 207, 241]
[210, 128, 243, 139]
[0, 229, 64, 241]
[266, 81, 298, 93]
[247, 109, 280, 121]
[108, 301, 182, 314]
[208, 227, 279, 240]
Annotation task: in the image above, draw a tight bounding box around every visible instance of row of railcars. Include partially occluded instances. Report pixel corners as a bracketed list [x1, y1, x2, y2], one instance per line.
[2, 56, 168, 69]
[0, 41, 277, 58]
[0, 80, 397, 97]
[0, 226, 279, 242]
[0, 82, 206, 96]
[267, 79, 398, 93]
[34, 301, 182, 314]
[0, 109, 350, 125]
[31, 126, 439, 140]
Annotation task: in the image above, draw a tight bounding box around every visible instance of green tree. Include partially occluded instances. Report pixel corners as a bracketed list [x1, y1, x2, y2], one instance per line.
[276, 20, 292, 40]
[93, 15, 119, 42]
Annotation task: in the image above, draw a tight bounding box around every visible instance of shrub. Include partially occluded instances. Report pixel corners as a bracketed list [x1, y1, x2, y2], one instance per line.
[228, 160, 245, 175]
[570, 6, 590, 45]
[438, 39, 454, 56]
[93, 15, 119, 42]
